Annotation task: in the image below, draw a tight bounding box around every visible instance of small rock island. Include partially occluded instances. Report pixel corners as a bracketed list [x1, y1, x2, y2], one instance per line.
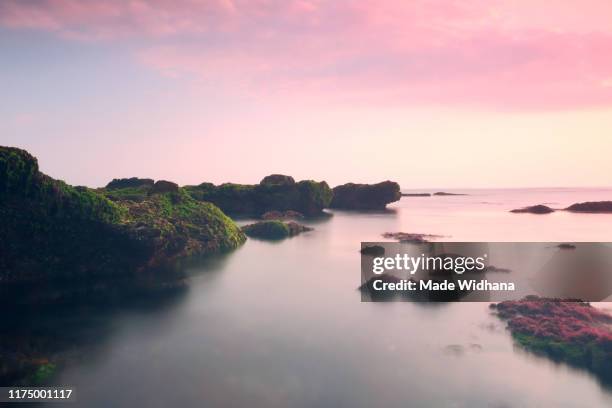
[330, 181, 401, 210]
[510, 204, 555, 214]
[565, 201, 612, 213]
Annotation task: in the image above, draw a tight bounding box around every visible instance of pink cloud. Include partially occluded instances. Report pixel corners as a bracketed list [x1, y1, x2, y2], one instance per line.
[2, 0, 612, 109]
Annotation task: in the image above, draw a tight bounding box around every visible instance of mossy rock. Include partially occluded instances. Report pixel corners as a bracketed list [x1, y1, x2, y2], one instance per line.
[330, 181, 401, 210]
[260, 174, 295, 186]
[0, 146, 245, 299]
[185, 175, 332, 217]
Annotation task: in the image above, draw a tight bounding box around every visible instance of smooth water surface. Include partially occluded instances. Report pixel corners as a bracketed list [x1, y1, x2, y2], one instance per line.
[45, 188, 612, 407]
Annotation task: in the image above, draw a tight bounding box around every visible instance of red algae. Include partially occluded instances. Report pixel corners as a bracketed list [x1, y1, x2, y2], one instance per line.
[491, 296, 612, 385]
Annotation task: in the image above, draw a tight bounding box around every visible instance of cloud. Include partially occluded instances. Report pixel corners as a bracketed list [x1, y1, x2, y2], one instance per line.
[2, 0, 612, 109]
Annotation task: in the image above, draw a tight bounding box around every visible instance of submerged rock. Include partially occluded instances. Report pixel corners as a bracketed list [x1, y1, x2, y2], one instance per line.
[185, 174, 332, 217]
[401, 193, 431, 197]
[510, 204, 555, 214]
[360, 245, 385, 256]
[485, 265, 512, 273]
[0, 146, 245, 302]
[382, 232, 443, 243]
[330, 181, 401, 210]
[242, 220, 312, 240]
[566, 201, 612, 213]
[433, 192, 467, 196]
[358, 274, 404, 300]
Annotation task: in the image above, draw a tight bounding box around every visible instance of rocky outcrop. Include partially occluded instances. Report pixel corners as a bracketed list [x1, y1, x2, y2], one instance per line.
[510, 205, 555, 214]
[566, 201, 612, 213]
[185, 174, 332, 217]
[491, 296, 612, 385]
[260, 174, 295, 186]
[241, 220, 312, 240]
[0, 146, 245, 302]
[329, 181, 401, 210]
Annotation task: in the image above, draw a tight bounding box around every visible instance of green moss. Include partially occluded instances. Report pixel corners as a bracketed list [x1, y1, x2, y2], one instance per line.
[100, 185, 151, 202]
[185, 175, 332, 216]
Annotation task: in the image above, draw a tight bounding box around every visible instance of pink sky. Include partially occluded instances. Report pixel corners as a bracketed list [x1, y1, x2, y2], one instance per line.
[2, 1, 612, 187]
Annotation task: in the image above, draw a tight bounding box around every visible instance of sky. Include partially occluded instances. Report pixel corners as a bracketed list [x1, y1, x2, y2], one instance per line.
[1, 0, 612, 188]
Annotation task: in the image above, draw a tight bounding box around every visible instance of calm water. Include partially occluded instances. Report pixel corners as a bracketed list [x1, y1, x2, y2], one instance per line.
[43, 188, 612, 407]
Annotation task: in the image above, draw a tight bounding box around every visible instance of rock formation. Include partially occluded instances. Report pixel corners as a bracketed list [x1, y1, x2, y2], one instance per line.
[0, 146, 245, 302]
[329, 181, 401, 210]
[566, 201, 612, 213]
[185, 174, 332, 217]
[241, 220, 312, 240]
[510, 205, 555, 214]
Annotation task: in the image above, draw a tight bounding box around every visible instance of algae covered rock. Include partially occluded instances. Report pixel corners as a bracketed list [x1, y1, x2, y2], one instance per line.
[185, 175, 332, 217]
[330, 181, 401, 210]
[242, 220, 312, 240]
[0, 146, 245, 299]
[491, 296, 612, 384]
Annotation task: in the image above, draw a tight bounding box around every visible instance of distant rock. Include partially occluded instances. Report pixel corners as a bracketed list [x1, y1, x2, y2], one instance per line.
[557, 243, 576, 250]
[330, 181, 401, 210]
[242, 220, 312, 240]
[261, 210, 304, 220]
[360, 245, 385, 256]
[185, 175, 332, 217]
[510, 205, 555, 214]
[433, 192, 467, 196]
[105, 177, 154, 190]
[150, 180, 179, 195]
[382, 232, 443, 243]
[401, 193, 431, 197]
[443, 344, 464, 356]
[486, 265, 512, 273]
[358, 274, 404, 300]
[260, 174, 296, 186]
[485, 265, 512, 273]
[565, 201, 612, 213]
